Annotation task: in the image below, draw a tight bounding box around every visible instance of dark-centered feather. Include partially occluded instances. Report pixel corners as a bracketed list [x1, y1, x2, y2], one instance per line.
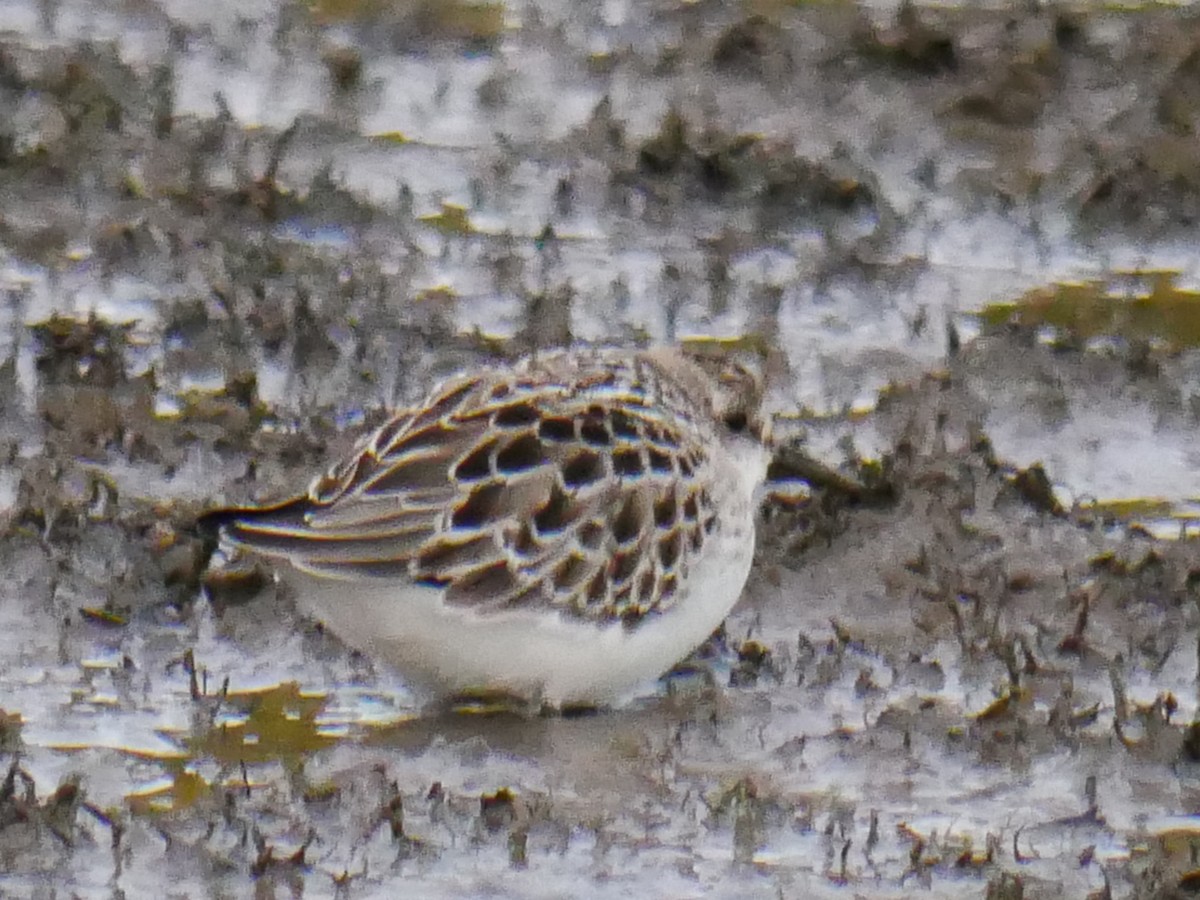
[203, 350, 729, 624]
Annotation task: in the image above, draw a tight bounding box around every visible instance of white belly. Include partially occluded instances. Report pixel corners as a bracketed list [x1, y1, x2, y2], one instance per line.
[285, 503, 756, 705]
[281, 440, 768, 706]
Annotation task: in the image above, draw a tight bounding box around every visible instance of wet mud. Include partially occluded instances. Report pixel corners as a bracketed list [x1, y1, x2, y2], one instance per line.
[3, 1, 1200, 896]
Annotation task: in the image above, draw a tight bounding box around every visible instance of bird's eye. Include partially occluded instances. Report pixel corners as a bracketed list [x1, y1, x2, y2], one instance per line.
[723, 411, 748, 433]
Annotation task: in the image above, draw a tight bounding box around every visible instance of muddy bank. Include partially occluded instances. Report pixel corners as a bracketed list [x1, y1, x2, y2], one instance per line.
[3, 0, 1200, 897]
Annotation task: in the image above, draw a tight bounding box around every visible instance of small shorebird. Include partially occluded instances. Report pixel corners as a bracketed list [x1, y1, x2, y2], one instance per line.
[201, 346, 773, 707]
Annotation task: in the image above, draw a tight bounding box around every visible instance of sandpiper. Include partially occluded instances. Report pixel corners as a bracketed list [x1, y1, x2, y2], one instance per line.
[202, 346, 773, 707]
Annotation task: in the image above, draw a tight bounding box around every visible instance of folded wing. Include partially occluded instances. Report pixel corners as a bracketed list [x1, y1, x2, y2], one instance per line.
[209, 353, 718, 624]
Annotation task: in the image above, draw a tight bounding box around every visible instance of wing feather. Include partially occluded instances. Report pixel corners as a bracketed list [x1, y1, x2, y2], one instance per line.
[211, 350, 720, 623]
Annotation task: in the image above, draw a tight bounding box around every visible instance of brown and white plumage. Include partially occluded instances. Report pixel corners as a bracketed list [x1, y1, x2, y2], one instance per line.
[203, 346, 772, 705]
